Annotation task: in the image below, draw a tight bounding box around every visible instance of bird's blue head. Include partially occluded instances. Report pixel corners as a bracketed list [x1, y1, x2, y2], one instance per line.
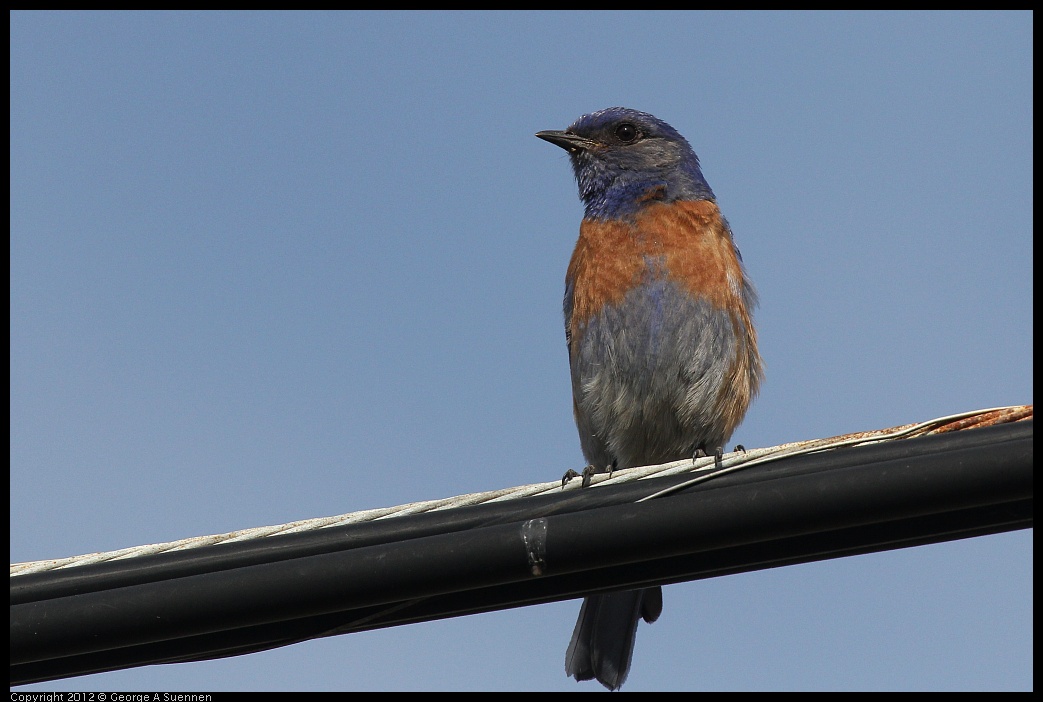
[537, 107, 715, 220]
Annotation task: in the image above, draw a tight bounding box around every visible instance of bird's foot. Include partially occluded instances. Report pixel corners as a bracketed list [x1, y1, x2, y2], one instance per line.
[693, 444, 725, 470]
[562, 460, 615, 488]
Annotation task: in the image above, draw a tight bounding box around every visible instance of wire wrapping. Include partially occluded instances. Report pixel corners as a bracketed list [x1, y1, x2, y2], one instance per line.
[9, 406, 1033, 685]
[11, 404, 1031, 576]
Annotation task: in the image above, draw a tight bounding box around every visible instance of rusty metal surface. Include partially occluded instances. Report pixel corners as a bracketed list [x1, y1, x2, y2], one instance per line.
[825, 405, 1032, 445]
[923, 404, 1033, 434]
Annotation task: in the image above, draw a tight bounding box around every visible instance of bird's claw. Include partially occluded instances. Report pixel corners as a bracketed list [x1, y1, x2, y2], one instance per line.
[693, 444, 725, 470]
[562, 462, 612, 488]
[561, 467, 584, 488]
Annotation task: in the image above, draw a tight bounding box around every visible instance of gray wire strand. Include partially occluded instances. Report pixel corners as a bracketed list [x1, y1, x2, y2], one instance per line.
[10, 405, 1029, 576]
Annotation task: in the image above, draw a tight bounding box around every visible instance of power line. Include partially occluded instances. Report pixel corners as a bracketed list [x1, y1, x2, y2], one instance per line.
[10, 409, 1032, 685]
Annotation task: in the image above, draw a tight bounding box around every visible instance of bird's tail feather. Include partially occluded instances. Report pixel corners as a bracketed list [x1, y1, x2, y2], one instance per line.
[565, 586, 663, 691]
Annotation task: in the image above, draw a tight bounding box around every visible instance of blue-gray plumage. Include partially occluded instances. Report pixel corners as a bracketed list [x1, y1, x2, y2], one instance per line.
[571, 282, 745, 472]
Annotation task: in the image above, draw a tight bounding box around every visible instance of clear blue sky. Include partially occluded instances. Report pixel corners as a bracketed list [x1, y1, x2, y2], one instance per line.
[10, 11, 1032, 692]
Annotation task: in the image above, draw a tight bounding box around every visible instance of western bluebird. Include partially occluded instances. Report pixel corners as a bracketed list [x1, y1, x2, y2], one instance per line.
[537, 107, 763, 690]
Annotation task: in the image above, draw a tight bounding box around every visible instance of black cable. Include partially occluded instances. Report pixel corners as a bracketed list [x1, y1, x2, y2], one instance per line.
[10, 420, 1032, 685]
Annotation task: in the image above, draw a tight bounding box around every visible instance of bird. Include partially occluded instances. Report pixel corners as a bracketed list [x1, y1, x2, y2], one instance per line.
[536, 107, 764, 690]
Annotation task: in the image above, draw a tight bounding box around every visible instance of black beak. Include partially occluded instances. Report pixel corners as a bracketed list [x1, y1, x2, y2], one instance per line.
[536, 130, 594, 153]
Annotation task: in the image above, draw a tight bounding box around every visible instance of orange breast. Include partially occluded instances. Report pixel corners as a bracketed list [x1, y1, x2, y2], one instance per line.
[566, 200, 745, 327]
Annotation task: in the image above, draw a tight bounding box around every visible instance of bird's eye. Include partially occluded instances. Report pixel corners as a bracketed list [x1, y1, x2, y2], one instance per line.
[615, 123, 639, 143]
